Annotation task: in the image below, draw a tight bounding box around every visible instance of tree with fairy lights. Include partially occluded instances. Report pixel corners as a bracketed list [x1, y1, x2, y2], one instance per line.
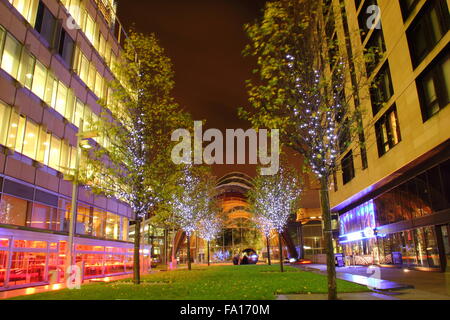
[248, 164, 301, 272]
[171, 166, 217, 271]
[80, 31, 190, 285]
[240, 0, 374, 299]
[198, 214, 223, 266]
[252, 215, 274, 265]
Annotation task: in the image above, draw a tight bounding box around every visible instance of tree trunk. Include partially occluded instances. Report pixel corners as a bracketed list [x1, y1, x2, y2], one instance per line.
[320, 177, 337, 300]
[278, 232, 284, 273]
[266, 235, 272, 266]
[207, 241, 210, 266]
[187, 234, 192, 271]
[133, 219, 141, 285]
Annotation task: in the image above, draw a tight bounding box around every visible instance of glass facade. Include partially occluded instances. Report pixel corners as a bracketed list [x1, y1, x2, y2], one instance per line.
[0, 235, 147, 290]
[338, 159, 450, 270]
[0, 183, 129, 242]
[0, 0, 139, 292]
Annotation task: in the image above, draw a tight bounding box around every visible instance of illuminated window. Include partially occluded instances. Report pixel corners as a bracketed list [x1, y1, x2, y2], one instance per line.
[105, 212, 120, 240]
[1, 34, 22, 78]
[65, 88, 75, 121]
[92, 209, 105, 238]
[75, 204, 92, 235]
[49, 136, 62, 170]
[122, 217, 129, 241]
[69, 146, 77, 170]
[77, 51, 90, 84]
[60, 141, 71, 174]
[22, 119, 39, 159]
[18, 50, 36, 89]
[29, 203, 53, 230]
[44, 72, 57, 107]
[55, 82, 68, 116]
[0, 194, 30, 226]
[0, 101, 11, 146]
[88, 64, 96, 90]
[74, 100, 85, 128]
[31, 61, 47, 100]
[14, 116, 26, 154]
[84, 14, 96, 45]
[37, 130, 50, 165]
[375, 105, 402, 156]
[6, 112, 19, 149]
[9, 0, 39, 26]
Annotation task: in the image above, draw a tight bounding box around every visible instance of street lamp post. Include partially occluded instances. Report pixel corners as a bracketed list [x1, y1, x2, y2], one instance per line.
[65, 119, 98, 282]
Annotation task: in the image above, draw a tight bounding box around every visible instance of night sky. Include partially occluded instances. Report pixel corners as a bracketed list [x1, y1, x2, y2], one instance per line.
[118, 0, 270, 178]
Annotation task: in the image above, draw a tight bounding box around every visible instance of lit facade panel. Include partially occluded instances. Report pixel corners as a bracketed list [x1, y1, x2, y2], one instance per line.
[0, 0, 142, 291]
[329, 0, 450, 272]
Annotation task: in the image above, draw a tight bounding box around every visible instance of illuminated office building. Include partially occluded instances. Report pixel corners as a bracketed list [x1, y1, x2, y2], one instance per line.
[328, 0, 450, 271]
[0, 0, 147, 290]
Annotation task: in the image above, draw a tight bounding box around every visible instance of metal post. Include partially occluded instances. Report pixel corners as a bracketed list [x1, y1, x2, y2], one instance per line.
[66, 119, 83, 281]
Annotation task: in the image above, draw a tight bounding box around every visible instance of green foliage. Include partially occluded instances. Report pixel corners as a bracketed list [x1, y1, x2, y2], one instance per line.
[80, 31, 191, 220]
[240, 0, 371, 182]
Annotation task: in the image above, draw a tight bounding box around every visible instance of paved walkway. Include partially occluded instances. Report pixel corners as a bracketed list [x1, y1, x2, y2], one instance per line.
[279, 264, 450, 300]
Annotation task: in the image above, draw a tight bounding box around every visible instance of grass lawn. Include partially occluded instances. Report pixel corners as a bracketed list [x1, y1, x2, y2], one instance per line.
[10, 265, 368, 300]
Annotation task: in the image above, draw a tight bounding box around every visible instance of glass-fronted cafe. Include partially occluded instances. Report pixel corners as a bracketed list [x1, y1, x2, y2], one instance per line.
[337, 158, 450, 271]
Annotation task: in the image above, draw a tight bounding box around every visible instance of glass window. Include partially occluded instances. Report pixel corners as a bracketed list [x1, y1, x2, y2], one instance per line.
[375, 106, 402, 156]
[22, 119, 39, 159]
[49, 135, 62, 170]
[69, 146, 77, 171]
[58, 29, 74, 66]
[34, 2, 57, 47]
[84, 14, 96, 45]
[65, 87, 75, 121]
[14, 116, 26, 154]
[407, 0, 450, 67]
[18, 50, 36, 89]
[37, 129, 50, 165]
[0, 101, 11, 146]
[78, 53, 89, 84]
[88, 64, 96, 90]
[418, 52, 450, 121]
[400, 0, 421, 20]
[371, 62, 394, 115]
[365, 29, 386, 75]
[0, 250, 7, 287]
[357, 0, 379, 42]
[342, 151, 355, 185]
[0, 194, 30, 226]
[31, 61, 47, 100]
[9, 251, 46, 286]
[29, 203, 54, 230]
[10, 0, 39, 26]
[1, 34, 22, 78]
[44, 72, 57, 107]
[55, 82, 68, 116]
[92, 209, 105, 238]
[5, 111, 19, 149]
[74, 100, 85, 128]
[122, 217, 129, 241]
[105, 212, 120, 240]
[60, 141, 70, 174]
[76, 204, 92, 236]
